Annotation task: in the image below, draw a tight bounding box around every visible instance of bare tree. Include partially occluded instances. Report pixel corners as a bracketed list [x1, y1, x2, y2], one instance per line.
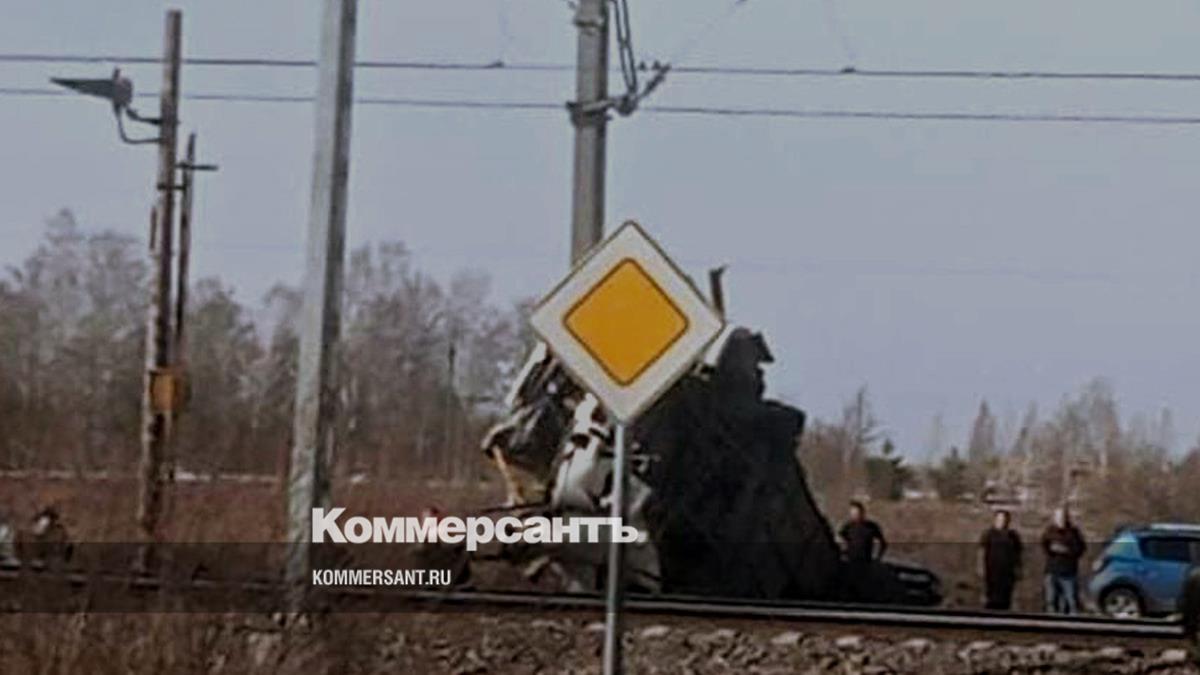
[966, 399, 998, 491]
[923, 412, 947, 465]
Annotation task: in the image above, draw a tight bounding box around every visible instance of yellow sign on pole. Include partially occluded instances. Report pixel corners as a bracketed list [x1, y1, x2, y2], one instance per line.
[530, 220, 723, 422]
[149, 367, 188, 414]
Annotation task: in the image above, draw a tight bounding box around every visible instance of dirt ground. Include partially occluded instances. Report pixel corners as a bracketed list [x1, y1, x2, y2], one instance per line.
[0, 474, 1154, 611]
[0, 473, 507, 542]
[1, 475, 1196, 674]
[0, 611, 1195, 675]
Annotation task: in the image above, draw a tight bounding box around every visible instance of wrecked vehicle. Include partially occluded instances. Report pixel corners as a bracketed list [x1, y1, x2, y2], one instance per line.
[480, 306, 941, 606]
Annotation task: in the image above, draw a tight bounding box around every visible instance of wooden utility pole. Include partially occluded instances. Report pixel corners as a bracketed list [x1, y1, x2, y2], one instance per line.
[286, 0, 358, 606]
[569, 0, 609, 265]
[137, 9, 181, 561]
[163, 132, 195, 490]
[174, 133, 196, 376]
[167, 133, 216, 486]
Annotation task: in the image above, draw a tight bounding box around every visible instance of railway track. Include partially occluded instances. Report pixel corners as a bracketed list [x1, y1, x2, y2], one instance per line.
[0, 562, 1190, 645]
[399, 589, 1187, 640]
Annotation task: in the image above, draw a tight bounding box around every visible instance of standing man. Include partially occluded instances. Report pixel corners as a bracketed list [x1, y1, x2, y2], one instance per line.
[1040, 506, 1086, 614]
[839, 500, 888, 601]
[839, 500, 888, 565]
[978, 509, 1023, 610]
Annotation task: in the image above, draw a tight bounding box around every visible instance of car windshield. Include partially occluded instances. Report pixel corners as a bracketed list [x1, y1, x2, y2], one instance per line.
[1104, 532, 1140, 558]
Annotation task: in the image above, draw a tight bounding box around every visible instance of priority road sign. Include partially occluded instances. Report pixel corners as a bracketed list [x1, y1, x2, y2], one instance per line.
[531, 219, 724, 675]
[530, 220, 724, 423]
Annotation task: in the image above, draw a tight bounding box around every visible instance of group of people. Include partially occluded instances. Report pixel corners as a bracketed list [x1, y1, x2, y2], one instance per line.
[978, 505, 1087, 613]
[837, 500, 1088, 613]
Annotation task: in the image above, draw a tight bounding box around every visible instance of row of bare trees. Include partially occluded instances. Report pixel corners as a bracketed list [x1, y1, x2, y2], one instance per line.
[801, 382, 1200, 524]
[0, 211, 531, 482]
[5, 210, 1198, 524]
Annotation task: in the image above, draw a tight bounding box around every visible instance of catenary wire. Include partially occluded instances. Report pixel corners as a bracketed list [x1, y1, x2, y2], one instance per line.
[4, 86, 1200, 126]
[9, 53, 1200, 82]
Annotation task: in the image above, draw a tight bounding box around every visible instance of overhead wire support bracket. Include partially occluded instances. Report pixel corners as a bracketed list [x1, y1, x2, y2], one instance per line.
[565, 63, 670, 121]
[619, 61, 670, 116]
[51, 68, 165, 145]
[566, 98, 611, 126]
[565, 0, 670, 120]
[116, 109, 162, 145]
[605, 0, 671, 117]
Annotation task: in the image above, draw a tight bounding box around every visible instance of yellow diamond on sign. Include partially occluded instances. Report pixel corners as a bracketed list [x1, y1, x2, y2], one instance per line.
[529, 221, 724, 423]
[564, 259, 689, 386]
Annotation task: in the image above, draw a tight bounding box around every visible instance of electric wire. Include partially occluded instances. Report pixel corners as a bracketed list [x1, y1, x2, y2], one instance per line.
[8, 53, 1200, 83]
[4, 86, 1200, 127]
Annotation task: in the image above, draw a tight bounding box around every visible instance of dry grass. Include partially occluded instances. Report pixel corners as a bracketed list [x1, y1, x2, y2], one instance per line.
[2, 474, 1124, 611]
[0, 474, 506, 542]
[0, 613, 409, 675]
[0, 475, 1156, 671]
[0, 473, 503, 673]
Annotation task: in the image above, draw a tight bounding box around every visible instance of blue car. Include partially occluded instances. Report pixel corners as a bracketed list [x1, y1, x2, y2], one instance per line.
[1088, 524, 1200, 618]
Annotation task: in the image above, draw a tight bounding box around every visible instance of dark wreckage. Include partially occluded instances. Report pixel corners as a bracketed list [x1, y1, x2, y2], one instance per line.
[478, 322, 941, 607]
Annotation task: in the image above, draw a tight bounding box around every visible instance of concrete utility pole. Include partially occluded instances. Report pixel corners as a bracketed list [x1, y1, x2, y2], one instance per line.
[569, 0, 609, 265]
[566, 2, 625, 670]
[286, 0, 358, 607]
[567, 4, 623, 672]
[137, 9, 181, 562]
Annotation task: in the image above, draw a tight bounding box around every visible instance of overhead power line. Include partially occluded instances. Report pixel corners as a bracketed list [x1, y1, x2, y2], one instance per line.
[8, 53, 1200, 83]
[670, 65, 1200, 82]
[645, 105, 1200, 126]
[5, 86, 1200, 126]
[0, 53, 532, 70]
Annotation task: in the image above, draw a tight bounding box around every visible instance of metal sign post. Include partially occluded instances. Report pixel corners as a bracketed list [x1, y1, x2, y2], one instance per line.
[603, 422, 628, 675]
[529, 221, 724, 675]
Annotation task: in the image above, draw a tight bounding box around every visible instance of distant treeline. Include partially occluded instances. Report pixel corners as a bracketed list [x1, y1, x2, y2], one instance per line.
[3, 210, 1199, 526]
[801, 383, 1200, 525]
[0, 210, 532, 481]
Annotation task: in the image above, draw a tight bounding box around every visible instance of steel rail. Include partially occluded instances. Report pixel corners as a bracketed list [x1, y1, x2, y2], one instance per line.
[351, 588, 1186, 640]
[0, 563, 1186, 642]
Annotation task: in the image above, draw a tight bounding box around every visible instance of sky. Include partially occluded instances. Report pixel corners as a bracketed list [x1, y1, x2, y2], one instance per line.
[1, 1, 1199, 458]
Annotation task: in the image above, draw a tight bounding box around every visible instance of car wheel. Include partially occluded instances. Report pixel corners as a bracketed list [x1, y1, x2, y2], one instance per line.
[1101, 587, 1143, 619]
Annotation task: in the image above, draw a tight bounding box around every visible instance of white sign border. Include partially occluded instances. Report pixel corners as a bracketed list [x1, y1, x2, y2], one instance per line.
[530, 220, 725, 423]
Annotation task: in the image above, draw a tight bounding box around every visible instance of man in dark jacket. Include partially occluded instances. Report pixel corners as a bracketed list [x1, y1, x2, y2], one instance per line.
[839, 500, 887, 565]
[837, 500, 889, 602]
[979, 509, 1023, 610]
[1040, 506, 1086, 614]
